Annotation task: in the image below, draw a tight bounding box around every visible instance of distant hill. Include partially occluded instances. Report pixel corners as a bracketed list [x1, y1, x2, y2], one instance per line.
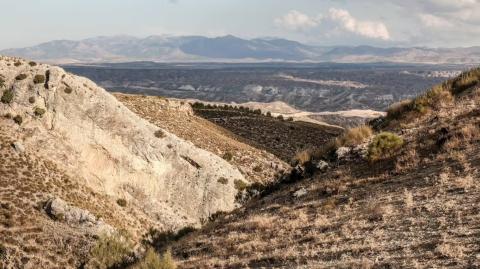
[2, 35, 480, 64]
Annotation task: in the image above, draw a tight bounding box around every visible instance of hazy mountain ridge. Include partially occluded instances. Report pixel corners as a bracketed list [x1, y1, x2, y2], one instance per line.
[3, 35, 480, 64]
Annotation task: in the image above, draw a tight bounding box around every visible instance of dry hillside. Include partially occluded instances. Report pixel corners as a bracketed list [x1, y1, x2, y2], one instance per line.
[193, 105, 342, 162]
[172, 68, 480, 268]
[114, 93, 288, 184]
[0, 56, 249, 268]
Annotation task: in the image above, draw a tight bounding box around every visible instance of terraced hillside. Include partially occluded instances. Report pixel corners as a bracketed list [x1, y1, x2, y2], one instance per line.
[172, 68, 480, 268]
[193, 105, 342, 162]
[115, 93, 288, 184]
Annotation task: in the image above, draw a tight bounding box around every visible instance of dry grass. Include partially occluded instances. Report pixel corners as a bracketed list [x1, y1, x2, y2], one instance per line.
[336, 125, 373, 147]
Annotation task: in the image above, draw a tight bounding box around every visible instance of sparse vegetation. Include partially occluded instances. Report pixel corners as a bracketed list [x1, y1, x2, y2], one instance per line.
[217, 177, 228, 184]
[117, 199, 127, 207]
[1, 89, 14, 104]
[234, 179, 248, 191]
[15, 74, 27, 81]
[0, 76, 5, 88]
[335, 125, 373, 147]
[14, 61, 22, 67]
[28, 96, 35, 104]
[154, 129, 166, 138]
[34, 107, 46, 117]
[64, 87, 73, 94]
[143, 227, 196, 252]
[88, 234, 133, 269]
[33, 74, 46, 84]
[368, 132, 404, 161]
[0, 244, 6, 260]
[222, 151, 233, 161]
[13, 115, 23, 125]
[134, 248, 177, 269]
[28, 61, 37, 67]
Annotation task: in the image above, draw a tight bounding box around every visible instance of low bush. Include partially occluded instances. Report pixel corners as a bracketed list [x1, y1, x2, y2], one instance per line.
[116, 199, 127, 207]
[253, 165, 262, 172]
[14, 61, 22, 67]
[234, 179, 248, 191]
[28, 61, 37, 67]
[64, 87, 73, 94]
[1, 90, 14, 104]
[34, 107, 46, 117]
[335, 125, 373, 147]
[28, 97, 35, 104]
[222, 152, 233, 161]
[134, 248, 176, 269]
[217, 177, 228, 184]
[368, 132, 404, 161]
[15, 74, 27, 81]
[0, 76, 5, 88]
[277, 115, 284, 121]
[33, 75, 46, 84]
[88, 234, 134, 269]
[13, 115, 23, 125]
[154, 130, 166, 138]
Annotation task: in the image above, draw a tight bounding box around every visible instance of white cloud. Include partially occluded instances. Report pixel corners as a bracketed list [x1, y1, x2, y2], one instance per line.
[419, 13, 453, 28]
[274, 10, 319, 31]
[328, 8, 390, 40]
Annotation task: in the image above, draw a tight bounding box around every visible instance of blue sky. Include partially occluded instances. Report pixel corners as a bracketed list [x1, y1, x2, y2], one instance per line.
[1, 0, 479, 49]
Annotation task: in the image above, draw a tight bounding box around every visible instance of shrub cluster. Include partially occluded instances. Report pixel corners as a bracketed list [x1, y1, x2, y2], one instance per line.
[222, 152, 233, 161]
[116, 199, 127, 207]
[88, 234, 134, 269]
[234, 179, 248, 191]
[1, 90, 14, 104]
[33, 75, 46, 84]
[134, 248, 176, 269]
[368, 132, 404, 161]
[15, 74, 27, 81]
[34, 107, 46, 117]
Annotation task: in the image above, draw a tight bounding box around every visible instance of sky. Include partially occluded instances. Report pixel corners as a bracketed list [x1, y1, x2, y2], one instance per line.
[1, 0, 480, 49]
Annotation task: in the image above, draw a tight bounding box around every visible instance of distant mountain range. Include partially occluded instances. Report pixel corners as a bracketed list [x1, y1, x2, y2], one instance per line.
[2, 35, 480, 64]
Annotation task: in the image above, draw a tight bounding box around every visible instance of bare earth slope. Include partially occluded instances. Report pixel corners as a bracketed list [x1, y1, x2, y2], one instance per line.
[114, 93, 288, 184]
[0, 56, 248, 267]
[172, 72, 480, 268]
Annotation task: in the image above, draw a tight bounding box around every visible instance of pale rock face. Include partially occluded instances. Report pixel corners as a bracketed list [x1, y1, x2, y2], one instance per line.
[0, 56, 246, 230]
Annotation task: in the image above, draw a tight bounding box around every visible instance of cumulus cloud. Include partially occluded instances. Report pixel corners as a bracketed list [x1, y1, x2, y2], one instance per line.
[327, 8, 390, 40]
[419, 13, 453, 28]
[274, 10, 319, 31]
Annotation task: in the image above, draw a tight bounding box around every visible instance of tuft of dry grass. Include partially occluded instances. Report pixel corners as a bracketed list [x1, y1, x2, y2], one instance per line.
[336, 125, 373, 148]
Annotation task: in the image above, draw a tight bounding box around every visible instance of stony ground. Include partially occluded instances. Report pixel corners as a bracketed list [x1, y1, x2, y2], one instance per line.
[115, 93, 288, 184]
[172, 84, 480, 268]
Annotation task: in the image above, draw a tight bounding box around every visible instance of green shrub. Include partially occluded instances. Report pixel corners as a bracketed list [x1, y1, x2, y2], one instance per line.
[28, 61, 37, 67]
[134, 248, 176, 269]
[88, 234, 133, 269]
[222, 152, 233, 161]
[368, 132, 404, 161]
[33, 75, 46, 84]
[116, 199, 127, 207]
[1, 90, 14, 104]
[217, 177, 228, 184]
[234, 179, 248, 191]
[34, 107, 46, 117]
[15, 74, 27, 81]
[28, 97, 36, 104]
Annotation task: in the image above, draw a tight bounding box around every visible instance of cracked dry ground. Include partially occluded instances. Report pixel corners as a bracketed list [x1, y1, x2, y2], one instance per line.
[172, 93, 480, 268]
